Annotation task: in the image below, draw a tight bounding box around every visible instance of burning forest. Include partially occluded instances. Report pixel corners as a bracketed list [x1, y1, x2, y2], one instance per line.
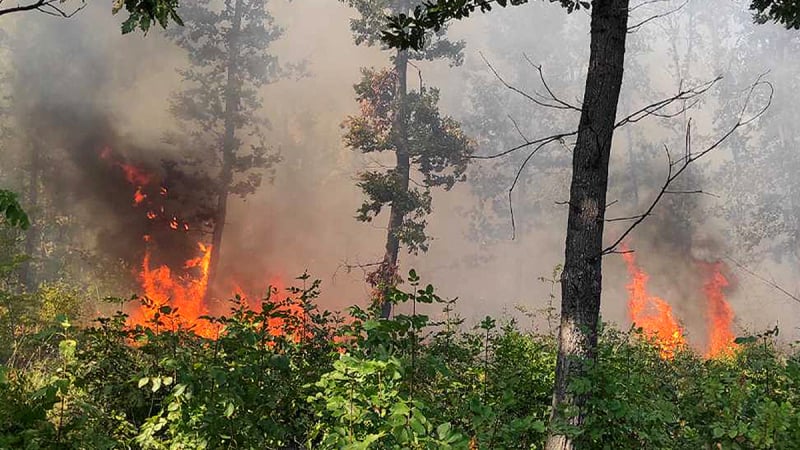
[1, 0, 800, 448]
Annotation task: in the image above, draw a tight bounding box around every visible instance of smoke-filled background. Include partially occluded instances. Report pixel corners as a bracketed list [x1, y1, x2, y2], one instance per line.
[1, 0, 799, 348]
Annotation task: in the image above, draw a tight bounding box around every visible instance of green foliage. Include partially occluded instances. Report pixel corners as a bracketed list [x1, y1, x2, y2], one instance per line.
[115, 0, 184, 34]
[343, 68, 474, 253]
[341, 0, 465, 64]
[381, 0, 588, 50]
[0, 189, 29, 230]
[750, 0, 800, 29]
[1, 272, 800, 449]
[164, 0, 287, 205]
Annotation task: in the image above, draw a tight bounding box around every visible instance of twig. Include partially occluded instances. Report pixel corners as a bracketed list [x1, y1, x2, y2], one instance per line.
[724, 255, 800, 305]
[602, 74, 773, 255]
[480, 52, 581, 112]
[628, 0, 689, 33]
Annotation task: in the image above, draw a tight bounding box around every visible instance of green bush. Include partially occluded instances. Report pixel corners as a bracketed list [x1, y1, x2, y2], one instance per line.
[0, 271, 798, 449]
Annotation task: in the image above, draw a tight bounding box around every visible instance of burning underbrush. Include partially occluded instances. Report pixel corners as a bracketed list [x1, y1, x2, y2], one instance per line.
[2, 270, 797, 449]
[621, 243, 738, 359]
[99, 147, 305, 339]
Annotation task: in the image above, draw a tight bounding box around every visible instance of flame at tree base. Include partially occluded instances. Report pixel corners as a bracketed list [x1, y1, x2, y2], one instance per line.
[128, 242, 220, 339]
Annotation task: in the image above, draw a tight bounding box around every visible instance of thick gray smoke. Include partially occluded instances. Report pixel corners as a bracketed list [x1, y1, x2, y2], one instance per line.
[2, 0, 799, 342]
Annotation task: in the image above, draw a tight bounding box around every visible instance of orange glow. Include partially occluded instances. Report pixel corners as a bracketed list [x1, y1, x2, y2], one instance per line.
[120, 163, 152, 186]
[128, 242, 219, 338]
[133, 187, 146, 205]
[100, 147, 153, 186]
[702, 262, 737, 358]
[229, 278, 308, 342]
[103, 147, 303, 341]
[621, 247, 686, 359]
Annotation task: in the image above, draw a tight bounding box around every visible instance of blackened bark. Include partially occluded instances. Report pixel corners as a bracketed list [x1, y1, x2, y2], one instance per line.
[546, 1, 629, 449]
[206, 0, 243, 304]
[377, 50, 409, 318]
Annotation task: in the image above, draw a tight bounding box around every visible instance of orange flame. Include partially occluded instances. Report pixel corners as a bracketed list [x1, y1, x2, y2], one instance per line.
[104, 148, 303, 341]
[702, 262, 737, 358]
[621, 248, 686, 359]
[133, 187, 146, 205]
[229, 278, 308, 342]
[128, 242, 218, 338]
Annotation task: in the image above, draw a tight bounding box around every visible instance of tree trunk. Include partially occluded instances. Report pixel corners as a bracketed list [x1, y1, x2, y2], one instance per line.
[206, 0, 244, 304]
[377, 49, 410, 318]
[21, 140, 40, 291]
[546, 1, 629, 449]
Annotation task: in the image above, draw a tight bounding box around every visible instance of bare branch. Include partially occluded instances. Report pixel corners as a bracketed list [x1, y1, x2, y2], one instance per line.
[0, 0, 84, 18]
[470, 130, 577, 160]
[615, 76, 722, 129]
[480, 52, 581, 112]
[0, 0, 47, 16]
[602, 75, 773, 256]
[628, 0, 689, 33]
[724, 255, 800, 305]
[629, 0, 672, 13]
[522, 53, 582, 112]
[507, 114, 529, 142]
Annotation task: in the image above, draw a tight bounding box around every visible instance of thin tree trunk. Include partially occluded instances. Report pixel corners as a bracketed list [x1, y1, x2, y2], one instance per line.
[546, 1, 629, 449]
[377, 49, 409, 318]
[206, 0, 244, 304]
[21, 140, 40, 291]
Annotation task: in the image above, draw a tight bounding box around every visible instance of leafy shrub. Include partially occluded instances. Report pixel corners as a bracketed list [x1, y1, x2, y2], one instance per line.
[1, 271, 799, 449]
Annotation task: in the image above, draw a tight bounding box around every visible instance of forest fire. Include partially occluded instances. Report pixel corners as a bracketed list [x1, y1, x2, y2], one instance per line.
[100, 147, 304, 339]
[621, 249, 686, 358]
[702, 262, 737, 358]
[620, 245, 737, 359]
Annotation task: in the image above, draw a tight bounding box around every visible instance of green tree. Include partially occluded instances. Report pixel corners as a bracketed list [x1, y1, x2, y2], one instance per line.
[382, 1, 778, 448]
[385, 3, 627, 447]
[164, 0, 285, 301]
[341, 0, 474, 318]
[0, 0, 182, 34]
[750, 0, 800, 29]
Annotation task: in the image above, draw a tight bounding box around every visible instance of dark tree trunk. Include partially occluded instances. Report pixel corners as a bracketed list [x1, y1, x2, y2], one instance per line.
[206, 0, 244, 304]
[377, 49, 409, 318]
[21, 140, 40, 291]
[546, 1, 629, 449]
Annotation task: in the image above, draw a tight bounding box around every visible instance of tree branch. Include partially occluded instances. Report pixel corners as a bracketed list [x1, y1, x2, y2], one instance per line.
[627, 0, 689, 33]
[481, 52, 581, 112]
[0, 0, 84, 18]
[603, 74, 773, 255]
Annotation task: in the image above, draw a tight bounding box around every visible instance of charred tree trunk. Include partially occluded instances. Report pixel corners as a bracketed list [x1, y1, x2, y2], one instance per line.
[206, 0, 244, 304]
[20, 140, 40, 291]
[546, 1, 629, 449]
[376, 50, 409, 318]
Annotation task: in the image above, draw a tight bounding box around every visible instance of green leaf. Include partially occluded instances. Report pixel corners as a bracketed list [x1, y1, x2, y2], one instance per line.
[58, 339, 76, 360]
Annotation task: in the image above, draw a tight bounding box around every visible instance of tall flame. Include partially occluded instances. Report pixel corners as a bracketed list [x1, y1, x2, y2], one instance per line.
[128, 242, 219, 338]
[621, 248, 686, 359]
[702, 262, 737, 358]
